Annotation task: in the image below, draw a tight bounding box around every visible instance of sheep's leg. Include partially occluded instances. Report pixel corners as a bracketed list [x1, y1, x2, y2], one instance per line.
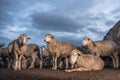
[52, 56, 57, 70]
[113, 54, 119, 68]
[52, 56, 55, 69]
[59, 60, 64, 69]
[65, 57, 69, 69]
[29, 54, 35, 69]
[54, 56, 57, 70]
[39, 58, 42, 69]
[115, 55, 119, 68]
[14, 53, 19, 70]
[111, 55, 116, 68]
[50, 56, 53, 67]
[65, 67, 92, 72]
[78, 67, 92, 71]
[21, 56, 27, 69]
[58, 57, 63, 69]
[8, 56, 12, 69]
[18, 54, 24, 70]
[71, 64, 74, 69]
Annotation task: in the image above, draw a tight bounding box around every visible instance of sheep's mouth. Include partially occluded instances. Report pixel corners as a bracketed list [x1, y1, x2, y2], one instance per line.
[45, 41, 50, 44]
[22, 42, 27, 45]
[82, 45, 87, 47]
[45, 40, 51, 43]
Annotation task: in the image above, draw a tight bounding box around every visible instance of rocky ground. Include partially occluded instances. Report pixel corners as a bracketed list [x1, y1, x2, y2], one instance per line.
[0, 67, 120, 80]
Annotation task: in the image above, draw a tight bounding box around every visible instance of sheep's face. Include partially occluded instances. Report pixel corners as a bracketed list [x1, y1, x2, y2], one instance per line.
[18, 34, 31, 45]
[42, 46, 46, 51]
[82, 37, 91, 46]
[69, 50, 79, 65]
[42, 47, 50, 57]
[44, 34, 54, 43]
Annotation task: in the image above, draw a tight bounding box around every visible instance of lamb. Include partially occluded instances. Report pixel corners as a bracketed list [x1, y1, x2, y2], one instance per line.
[8, 34, 31, 70]
[22, 44, 43, 69]
[44, 34, 77, 70]
[41, 46, 52, 67]
[82, 37, 119, 68]
[65, 49, 104, 72]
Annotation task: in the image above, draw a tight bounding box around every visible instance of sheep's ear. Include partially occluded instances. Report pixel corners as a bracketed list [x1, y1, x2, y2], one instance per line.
[87, 38, 89, 41]
[17, 36, 21, 39]
[52, 36, 54, 38]
[77, 52, 81, 56]
[27, 37, 31, 40]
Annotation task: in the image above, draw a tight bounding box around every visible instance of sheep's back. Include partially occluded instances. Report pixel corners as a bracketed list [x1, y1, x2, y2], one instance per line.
[56, 41, 76, 56]
[25, 44, 39, 56]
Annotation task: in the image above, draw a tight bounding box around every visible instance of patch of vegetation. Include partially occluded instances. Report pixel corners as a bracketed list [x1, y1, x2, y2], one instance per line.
[0, 43, 5, 48]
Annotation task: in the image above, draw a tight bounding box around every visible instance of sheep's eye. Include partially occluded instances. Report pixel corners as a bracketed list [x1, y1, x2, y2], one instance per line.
[78, 53, 81, 56]
[87, 38, 89, 41]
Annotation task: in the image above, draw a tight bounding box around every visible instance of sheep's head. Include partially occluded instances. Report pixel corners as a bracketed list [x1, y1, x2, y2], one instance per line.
[42, 46, 46, 52]
[17, 34, 31, 45]
[82, 37, 92, 47]
[44, 34, 54, 43]
[69, 49, 82, 65]
[42, 46, 50, 57]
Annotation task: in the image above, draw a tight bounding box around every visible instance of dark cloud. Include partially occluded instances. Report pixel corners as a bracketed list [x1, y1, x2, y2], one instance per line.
[39, 0, 95, 13]
[87, 27, 106, 37]
[111, 7, 120, 20]
[0, 0, 119, 47]
[111, 7, 120, 14]
[54, 35, 82, 46]
[31, 12, 83, 32]
[105, 20, 115, 27]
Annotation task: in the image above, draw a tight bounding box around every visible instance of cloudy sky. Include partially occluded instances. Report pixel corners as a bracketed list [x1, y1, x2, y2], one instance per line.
[0, 0, 120, 47]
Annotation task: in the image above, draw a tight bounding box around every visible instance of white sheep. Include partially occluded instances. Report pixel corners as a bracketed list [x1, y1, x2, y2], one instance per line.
[82, 37, 119, 68]
[66, 49, 104, 72]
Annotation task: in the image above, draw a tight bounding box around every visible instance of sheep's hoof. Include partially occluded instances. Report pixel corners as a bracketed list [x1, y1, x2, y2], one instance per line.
[65, 66, 69, 69]
[18, 68, 21, 70]
[65, 70, 72, 72]
[52, 67, 57, 70]
[14, 67, 18, 71]
[29, 66, 34, 69]
[39, 66, 42, 69]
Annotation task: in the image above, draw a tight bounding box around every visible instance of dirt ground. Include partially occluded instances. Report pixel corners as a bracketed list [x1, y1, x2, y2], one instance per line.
[0, 67, 120, 80]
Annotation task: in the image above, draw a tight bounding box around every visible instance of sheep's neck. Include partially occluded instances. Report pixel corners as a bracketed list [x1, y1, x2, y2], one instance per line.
[14, 40, 27, 55]
[47, 38, 57, 53]
[88, 41, 96, 50]
[49, 38, 57, 47]
[77, 55, 84, 66]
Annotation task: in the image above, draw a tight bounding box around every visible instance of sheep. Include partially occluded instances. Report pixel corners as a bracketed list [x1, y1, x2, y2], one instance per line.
[41, 46, 52, 67]
[82, 37, 119, 68]
[22, 44, 43, 69]
[0, 47, 9, 67]
[65, 49, 104, 72]
[41, 46, 66, 69]
[44, 34, 77, 70]
[8, 34, 31, 70]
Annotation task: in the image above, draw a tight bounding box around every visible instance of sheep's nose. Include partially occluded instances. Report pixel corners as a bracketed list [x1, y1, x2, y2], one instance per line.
[44, 39, 46, 42]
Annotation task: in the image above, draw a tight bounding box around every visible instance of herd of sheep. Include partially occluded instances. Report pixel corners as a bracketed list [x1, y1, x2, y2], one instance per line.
[0, 33, 120, 72]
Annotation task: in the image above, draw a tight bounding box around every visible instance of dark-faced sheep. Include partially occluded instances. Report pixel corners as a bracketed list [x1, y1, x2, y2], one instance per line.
[22, 44, 43, 69]
[82, 37, 119, 68]
[44, 34, 77, 70]
[66, 49, 104, 72]
[8, 34, 31, 70]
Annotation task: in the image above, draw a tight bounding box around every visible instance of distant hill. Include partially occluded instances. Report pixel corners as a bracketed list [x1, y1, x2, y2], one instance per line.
[103, 20, 120, 47]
